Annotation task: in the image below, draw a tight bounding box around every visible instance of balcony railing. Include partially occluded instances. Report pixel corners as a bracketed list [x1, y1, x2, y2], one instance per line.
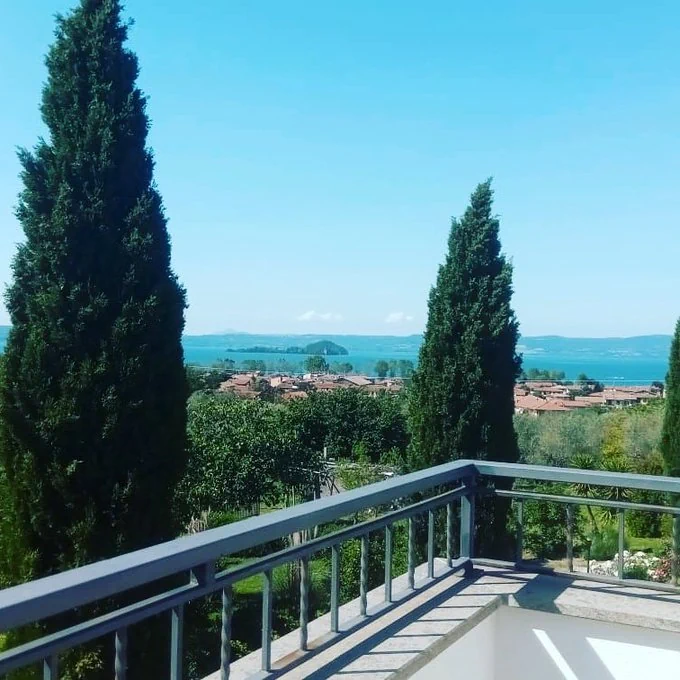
[1, 459, 680, 679]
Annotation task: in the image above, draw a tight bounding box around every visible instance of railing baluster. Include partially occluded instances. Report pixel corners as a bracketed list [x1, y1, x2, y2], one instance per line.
[566, 505, 574, 573]
[170, 605, 184, 680]
[516, 499, 524, 563]
[407, 517, 416, 589]
[220, 585, 233, 680]
[43, 655, 58, 680]
[384, 524, 393, 602]
[446, 502, 453, 568]
[674, 516, 680, 586]
[331, 544, 340, 632]
[618, 509, 625, 580]
[566, 505, 574, 572]
[300, 557, 310, 650]
[360, 534, 369, 616]
[460, 481, 475, 561]
[261, 570, 273, 672]
[115, 628, 127, 680]
[427, 509, 435, 579]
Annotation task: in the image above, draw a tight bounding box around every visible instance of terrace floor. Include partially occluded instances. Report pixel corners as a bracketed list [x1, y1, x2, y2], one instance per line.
[205, 561, 680, 680]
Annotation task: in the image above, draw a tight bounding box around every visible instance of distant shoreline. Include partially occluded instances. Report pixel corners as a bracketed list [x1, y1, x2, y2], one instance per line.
[0, 327, 670, 383]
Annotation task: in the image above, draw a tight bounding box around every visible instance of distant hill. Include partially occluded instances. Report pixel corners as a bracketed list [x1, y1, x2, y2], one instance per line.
[182, 333, 423, 355]
[226, 339, 348, 355]
[304, 340, 348, 355]
[181, 332, 672, 358]
[0, 327, 672, 364]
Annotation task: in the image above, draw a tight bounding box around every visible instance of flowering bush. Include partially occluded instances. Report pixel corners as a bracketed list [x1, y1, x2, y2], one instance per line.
[588, 550, 670, 582]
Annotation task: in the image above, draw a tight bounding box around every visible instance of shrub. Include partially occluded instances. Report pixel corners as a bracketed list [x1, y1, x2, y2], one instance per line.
[624, 564, 650, 580]
[588, 526, 628, 561]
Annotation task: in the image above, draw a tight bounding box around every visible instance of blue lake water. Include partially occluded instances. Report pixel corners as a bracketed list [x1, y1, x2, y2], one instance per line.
[183, 344, 668, 385]
[0, 327, 668, 385]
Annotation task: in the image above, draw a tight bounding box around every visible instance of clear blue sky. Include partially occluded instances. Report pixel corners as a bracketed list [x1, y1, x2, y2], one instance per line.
[1, 1, 679, 336]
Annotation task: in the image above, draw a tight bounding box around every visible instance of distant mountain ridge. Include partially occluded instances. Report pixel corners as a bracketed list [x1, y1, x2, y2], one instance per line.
[181, 331, 672, 359]
[0, 327, 672, 360]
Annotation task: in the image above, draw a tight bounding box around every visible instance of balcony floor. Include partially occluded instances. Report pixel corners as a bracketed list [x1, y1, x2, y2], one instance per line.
[206, 561, 680, 680]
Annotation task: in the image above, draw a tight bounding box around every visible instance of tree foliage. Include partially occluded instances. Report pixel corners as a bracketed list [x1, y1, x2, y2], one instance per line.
[408, 180, 521, 469]
[522, 368, 566, 381]
[0, 0, 186, 585]
[285, 389, 409, 463]
[179, 395, 320, 517]
[374, 360, 389, 378]
[662, 319, 680, 477]
[304, 355, 329, 373]
[330, 362, 353, 374]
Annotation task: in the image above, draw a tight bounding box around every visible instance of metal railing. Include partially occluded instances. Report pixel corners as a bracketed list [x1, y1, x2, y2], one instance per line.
[1, 459, 680, 679]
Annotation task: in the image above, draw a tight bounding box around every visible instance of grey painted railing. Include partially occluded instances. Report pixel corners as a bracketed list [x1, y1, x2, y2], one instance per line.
[1, 459, 680, 679]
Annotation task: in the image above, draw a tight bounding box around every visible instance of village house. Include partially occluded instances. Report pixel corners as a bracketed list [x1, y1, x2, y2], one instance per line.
[218, 373, 259, 399]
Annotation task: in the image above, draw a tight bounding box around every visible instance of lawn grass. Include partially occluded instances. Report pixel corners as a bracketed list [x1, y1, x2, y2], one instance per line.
[628, 536, 666, 554]
[222, 555, 331, 597]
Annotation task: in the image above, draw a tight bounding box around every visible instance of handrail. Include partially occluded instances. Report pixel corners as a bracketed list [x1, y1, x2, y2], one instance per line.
[494, 488, 680, 515]
[475, 460, 680, 493]
[2, 458, 680, 679]
[3, 459, 680, 632]
[0, 458, 475, 632]
[0, 486, 470, 674]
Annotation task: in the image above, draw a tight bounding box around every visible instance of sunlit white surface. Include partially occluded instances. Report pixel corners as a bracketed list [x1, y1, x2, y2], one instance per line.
[587, 637, 680, 679]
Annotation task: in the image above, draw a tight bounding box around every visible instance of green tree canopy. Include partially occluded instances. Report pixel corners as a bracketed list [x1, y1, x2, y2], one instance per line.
[285, 389, 409, 463]
[408, 180, 520, 555]
[661, 319, 680, 477]
[179, 395, 321, 516]
[409, 179, 520, 469]
[330, 362, 353, 374]
[375, 360, 389, 378]
[0, 0, 187, 583]
[305, 355, 329, 373]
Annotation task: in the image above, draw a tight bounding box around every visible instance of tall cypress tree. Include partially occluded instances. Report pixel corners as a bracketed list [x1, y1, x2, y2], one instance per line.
[662, 319, 680, 476]
[661, 320, 680, 583]
[0, 0, 187, 582]
[408, 180, 520, 554]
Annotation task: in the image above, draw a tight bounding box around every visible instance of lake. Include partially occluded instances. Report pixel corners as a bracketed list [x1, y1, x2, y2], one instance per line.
[183, 337, 669, 385]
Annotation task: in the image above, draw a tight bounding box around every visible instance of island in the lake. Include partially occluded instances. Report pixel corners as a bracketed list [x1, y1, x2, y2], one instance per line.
[227, 339, 348, 356]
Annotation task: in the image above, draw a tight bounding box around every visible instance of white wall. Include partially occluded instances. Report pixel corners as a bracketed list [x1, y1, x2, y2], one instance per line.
[407, 605, 680, 680]
[408, 613, 496, 680]
[495, 606, 680, 680]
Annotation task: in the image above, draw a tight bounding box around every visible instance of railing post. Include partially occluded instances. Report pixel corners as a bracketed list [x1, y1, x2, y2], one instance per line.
[446, 502, 454, 568]
[407, 517, 416, 589]
[330, 544, 340, 632]
[43, 655, 58, 680]
[261, 570, 273, 672]
[384, 524, 393, 602]
[516, 500, 524, 563]
[170, 605, 184, 680]
[618, 509, 625, 580]
[220, 585, 233, 680]
[300, 556, 310, 650]
[360, 534, 369, 616]
[427, 509, 435, 579]
[460, 478, 476, 562]
[673, 516, 680, 586]
[566, 505, 574, 573]
[114, 628, 127, 680]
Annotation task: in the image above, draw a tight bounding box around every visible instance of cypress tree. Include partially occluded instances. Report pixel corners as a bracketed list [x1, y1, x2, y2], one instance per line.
[661, 319, 680, 476]
[661, 319, 680, 583]
[408, 180, 520, 554]
[0, 0, 187, 583]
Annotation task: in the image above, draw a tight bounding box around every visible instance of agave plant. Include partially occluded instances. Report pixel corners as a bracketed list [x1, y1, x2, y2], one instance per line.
[569, 452, 601, 531]
[597, 456, 632, 522]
